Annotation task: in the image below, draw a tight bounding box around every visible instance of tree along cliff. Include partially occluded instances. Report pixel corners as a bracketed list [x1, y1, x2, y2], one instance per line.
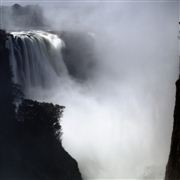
[165, 79, 180, 180]
[0, 30, 82, 180]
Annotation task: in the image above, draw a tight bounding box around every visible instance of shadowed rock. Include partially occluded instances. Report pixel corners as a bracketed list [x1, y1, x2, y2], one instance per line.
[0, 30, 82, 180]
[16, 99, 82, 180]
[165, 79, 180, 180]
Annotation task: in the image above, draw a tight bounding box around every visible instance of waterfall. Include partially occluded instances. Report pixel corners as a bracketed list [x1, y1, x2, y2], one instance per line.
[6, 31, 68, 92]
[5, 27, 177, 179]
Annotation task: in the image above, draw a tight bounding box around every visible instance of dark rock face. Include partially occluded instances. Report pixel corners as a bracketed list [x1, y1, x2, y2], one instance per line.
[165, 79, 180, 180]
[0, 30, 82, 180]
[0, 29, 19, 179]
[16, 100, 82, 180]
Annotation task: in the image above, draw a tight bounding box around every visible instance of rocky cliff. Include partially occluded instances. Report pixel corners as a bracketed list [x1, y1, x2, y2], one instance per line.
[0, 30, 82, 180]
[165, 79, 180, 180]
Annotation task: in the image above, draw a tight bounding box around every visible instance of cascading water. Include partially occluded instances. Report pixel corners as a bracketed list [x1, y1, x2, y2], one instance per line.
[6, 31, 68, 93]
[5, 27, 177, 180]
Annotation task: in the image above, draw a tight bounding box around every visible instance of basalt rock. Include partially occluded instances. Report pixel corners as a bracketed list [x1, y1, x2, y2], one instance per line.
[0, 30, 82, 180]
[165, 79, 180, 180]
[15, 99, 82, 180]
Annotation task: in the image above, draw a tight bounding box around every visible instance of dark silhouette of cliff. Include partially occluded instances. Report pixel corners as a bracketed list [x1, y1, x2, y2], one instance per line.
[0, 30, 21, 178]
[16, 99, 82, 180]
[0, 30, 82, 180]
[165, 79, 180, 180]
